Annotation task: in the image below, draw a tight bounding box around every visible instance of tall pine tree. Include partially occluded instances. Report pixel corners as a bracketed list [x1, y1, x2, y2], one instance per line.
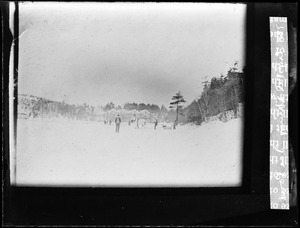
[169, 91, 186, 126]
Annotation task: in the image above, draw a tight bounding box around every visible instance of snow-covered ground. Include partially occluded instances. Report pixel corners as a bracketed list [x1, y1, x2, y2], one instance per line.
[15, 118, 243, 187]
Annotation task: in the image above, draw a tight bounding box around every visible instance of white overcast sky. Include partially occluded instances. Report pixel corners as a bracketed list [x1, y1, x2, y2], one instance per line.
[18, 2, 246, 107]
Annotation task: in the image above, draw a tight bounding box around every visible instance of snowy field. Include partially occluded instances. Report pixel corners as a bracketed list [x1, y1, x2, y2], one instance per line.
[15, 118, 243, 187]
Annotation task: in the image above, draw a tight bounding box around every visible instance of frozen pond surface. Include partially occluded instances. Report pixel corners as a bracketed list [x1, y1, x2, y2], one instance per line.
[15, 118, 243, 187]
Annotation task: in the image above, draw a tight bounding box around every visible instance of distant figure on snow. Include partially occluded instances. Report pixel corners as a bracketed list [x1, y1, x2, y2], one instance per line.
[136, 118, 147, 129]
[154, 118, 158, 130]
[173, 120, 177, 130]
[115, 115, 121, 133]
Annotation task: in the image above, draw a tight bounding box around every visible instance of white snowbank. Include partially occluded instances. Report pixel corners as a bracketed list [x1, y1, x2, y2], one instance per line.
[15, 118, 243, 187]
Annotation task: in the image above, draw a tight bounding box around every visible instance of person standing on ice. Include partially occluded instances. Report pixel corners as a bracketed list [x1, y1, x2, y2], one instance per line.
[173, 120, 177, 130]
[154, 118, 158, 130]
[115, 114, 121, 133]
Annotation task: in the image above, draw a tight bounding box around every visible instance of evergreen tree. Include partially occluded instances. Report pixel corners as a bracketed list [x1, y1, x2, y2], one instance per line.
[138, 103, 147, 111]
[159, 105, 168, 122]
[169, 91, 186, 125]
[186, 100, 203, 125]
[116, 105, 122, 110]
[103, 102, 115, 111]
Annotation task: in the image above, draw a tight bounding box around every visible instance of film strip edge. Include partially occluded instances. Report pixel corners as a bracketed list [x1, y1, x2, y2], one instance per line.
[269, 16, 289, 210]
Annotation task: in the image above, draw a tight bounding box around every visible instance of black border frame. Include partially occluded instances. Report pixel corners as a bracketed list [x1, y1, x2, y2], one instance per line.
[2, 2, 298, 226]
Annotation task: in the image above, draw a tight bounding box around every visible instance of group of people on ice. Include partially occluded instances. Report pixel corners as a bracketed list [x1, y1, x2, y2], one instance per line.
[113, 114, 176, 133]
[127, 114, 147, 129]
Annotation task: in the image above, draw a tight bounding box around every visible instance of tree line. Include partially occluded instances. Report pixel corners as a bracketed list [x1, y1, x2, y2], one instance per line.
[18, 94, 97, 120]
[18, 63, 244, 124]
[171, 62, 245, 125]
[18, 95, 170, 122]
[103, 102, 161, 113]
